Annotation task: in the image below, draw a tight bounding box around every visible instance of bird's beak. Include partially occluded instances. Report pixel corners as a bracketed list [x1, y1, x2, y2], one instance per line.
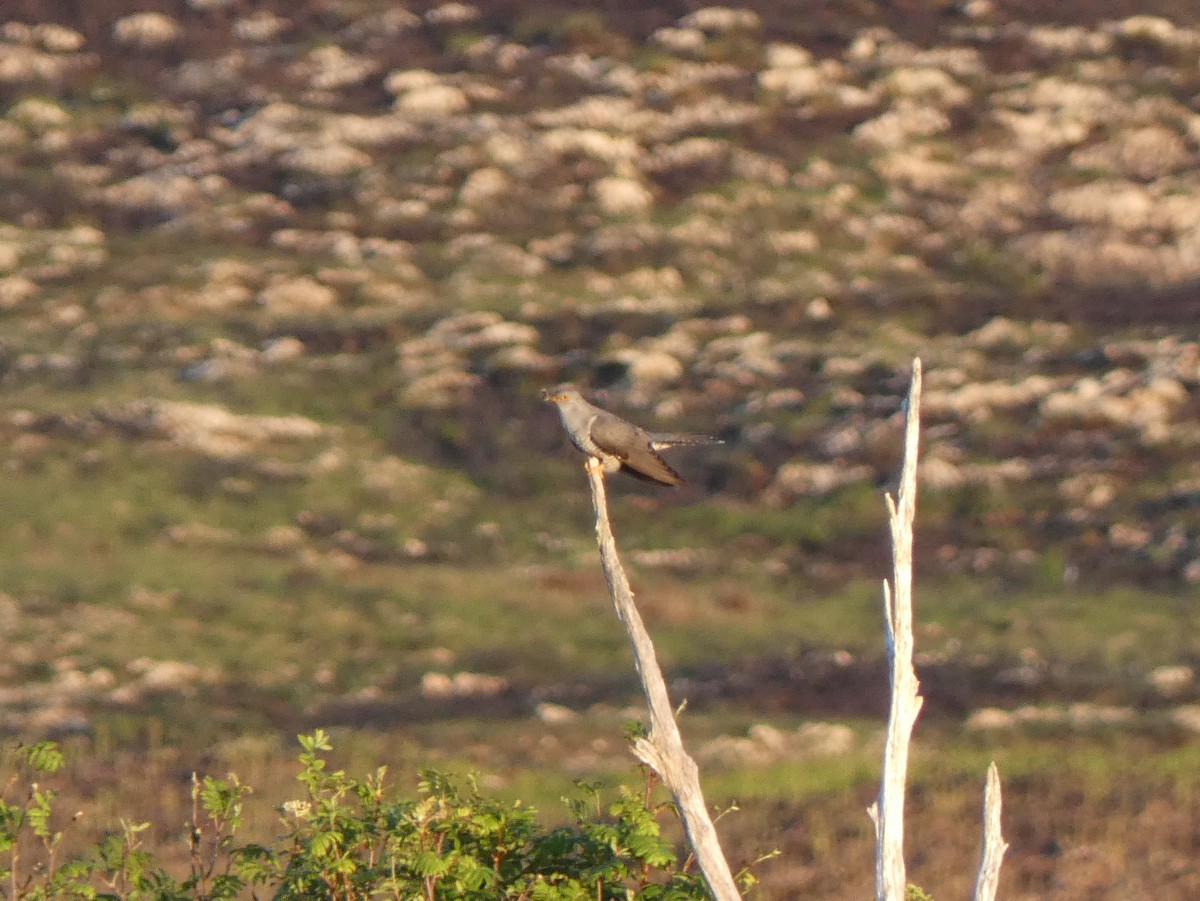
[540, 388, 553, 402]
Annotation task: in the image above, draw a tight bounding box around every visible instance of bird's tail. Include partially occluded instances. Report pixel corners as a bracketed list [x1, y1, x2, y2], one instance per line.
[649, 432, 724, 448]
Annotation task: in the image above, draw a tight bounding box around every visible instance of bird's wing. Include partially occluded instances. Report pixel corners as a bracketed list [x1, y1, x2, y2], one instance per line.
[589, 409, 682, 486]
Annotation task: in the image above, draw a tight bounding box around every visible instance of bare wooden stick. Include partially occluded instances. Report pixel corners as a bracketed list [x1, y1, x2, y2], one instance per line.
[869, 358, 925, 901]
[584, 457, 741, 901]
[971, 761, 1008, 901]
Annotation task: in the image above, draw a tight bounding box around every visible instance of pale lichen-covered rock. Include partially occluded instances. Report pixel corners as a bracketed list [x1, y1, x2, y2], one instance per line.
[300, 45, 379, 91]
[458, 167, 511, 208]
[0, 46, 82, 85]
[0, 241, 22, 273]
[424, 311, 537, 351]
[924, 376, 1060, 420]
[873, 146, 964, 193]
[650, 27, 706, 56]
[258, 276, 340, 315]
[764, 43, 812, 69]
[1048, 180, 1156, 231]
[0, 276, 38, 308]
[974, 704, 1138, 730]
[112, 12, 182, 50]
[8, 97, 69, 130]
[120, 400, 325, 459]
[103, 173, 215, 219]
[877, 66, 970, 107]
[758, 63, 830, 103]
[388, 73, 469, 118]
[592, 176, 653, 215]
[639, 136, 731, 180]
[446, 237, 547, 279]
[420, 670, 507, 700]
[281, 142, 372, 178]
[1039, 373, 1188, 444]
[680, 7, 761, 33]
[698, 721, 853, 767]
[32, 23, 85, 53]
[854, 102, 950, 148]
[234, 11, 289, 42]
[539, 126, 639, 164]
[270, 229, 363, 264]
[1058, 473, 1118, 510]
[424, 2, 480, 25]
[769, 461, 874, 499]
[1147, 667, 1195, 700]
[399, 368, 479, 412]
[648, 97, 763, 143]
[696, 332, 784, 381]
[604, 348, 685, 391]
[965, 708, 1016, 731]
[488, 344, 557, 373]
[1109, 14, 1200, 51]
[1069, 126, 1190, 180]
[1015, 230, 1200, 289]
[767, 229, 819, 256]
[1026, 24, 1114, 58]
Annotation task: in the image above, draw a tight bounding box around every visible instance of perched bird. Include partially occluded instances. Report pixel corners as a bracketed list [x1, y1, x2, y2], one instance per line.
[542, 385, 722, 486]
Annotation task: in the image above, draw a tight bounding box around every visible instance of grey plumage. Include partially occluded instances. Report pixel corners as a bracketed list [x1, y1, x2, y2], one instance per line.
[542, 385, 721, 486]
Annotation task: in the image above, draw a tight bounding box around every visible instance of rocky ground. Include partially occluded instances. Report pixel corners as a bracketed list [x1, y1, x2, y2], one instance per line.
[3, 1, 1200, 584]
[4, 1, 1200, 897]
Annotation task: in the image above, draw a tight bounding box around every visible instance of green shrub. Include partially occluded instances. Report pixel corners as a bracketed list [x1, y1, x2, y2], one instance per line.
[0, 731, 726, 899]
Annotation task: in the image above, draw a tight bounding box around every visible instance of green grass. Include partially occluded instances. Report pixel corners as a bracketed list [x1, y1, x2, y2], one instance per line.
[5, 411, 1199, 739]
[669, 486, 886, 547]
[706, 751, 880, 803]
[915, 579, 1200, 669]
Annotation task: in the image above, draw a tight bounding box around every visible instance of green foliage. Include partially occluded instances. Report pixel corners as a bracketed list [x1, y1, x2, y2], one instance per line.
[0, 732, 719, 900]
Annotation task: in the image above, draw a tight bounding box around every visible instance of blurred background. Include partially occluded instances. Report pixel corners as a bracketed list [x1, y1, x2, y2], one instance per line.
[2, 0, 1200, 896]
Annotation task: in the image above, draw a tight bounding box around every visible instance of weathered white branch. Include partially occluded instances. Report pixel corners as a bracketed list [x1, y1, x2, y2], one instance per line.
[585, 457, 741, 901]
[869, 358, 925, 901]
[869, 359, 1007, 900]
[972, 761, 1008, 901]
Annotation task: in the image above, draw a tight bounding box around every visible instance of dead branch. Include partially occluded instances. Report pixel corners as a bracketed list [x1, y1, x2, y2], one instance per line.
[585, 457, 741, 901]
[972, 761, 1008, 901]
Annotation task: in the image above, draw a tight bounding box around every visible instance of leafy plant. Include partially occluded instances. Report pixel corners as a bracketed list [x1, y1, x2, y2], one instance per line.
[0, 732, 726, 899]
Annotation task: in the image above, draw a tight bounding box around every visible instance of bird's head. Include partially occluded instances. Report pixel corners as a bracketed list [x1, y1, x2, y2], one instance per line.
[541, 385, 580, 406]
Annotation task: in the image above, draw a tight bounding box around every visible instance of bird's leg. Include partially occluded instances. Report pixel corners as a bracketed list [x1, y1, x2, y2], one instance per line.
[585, 456, 605, 478]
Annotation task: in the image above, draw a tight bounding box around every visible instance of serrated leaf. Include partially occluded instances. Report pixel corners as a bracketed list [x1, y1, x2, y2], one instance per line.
[24, 742, 64, 773]
[411, 849, 451, 877]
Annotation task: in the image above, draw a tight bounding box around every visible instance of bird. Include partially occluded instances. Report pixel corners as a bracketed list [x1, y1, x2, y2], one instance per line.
[542, 385, 722, 486]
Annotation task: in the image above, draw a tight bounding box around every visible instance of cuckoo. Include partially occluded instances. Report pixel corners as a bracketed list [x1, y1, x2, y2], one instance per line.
[542, 385, 722, 486]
